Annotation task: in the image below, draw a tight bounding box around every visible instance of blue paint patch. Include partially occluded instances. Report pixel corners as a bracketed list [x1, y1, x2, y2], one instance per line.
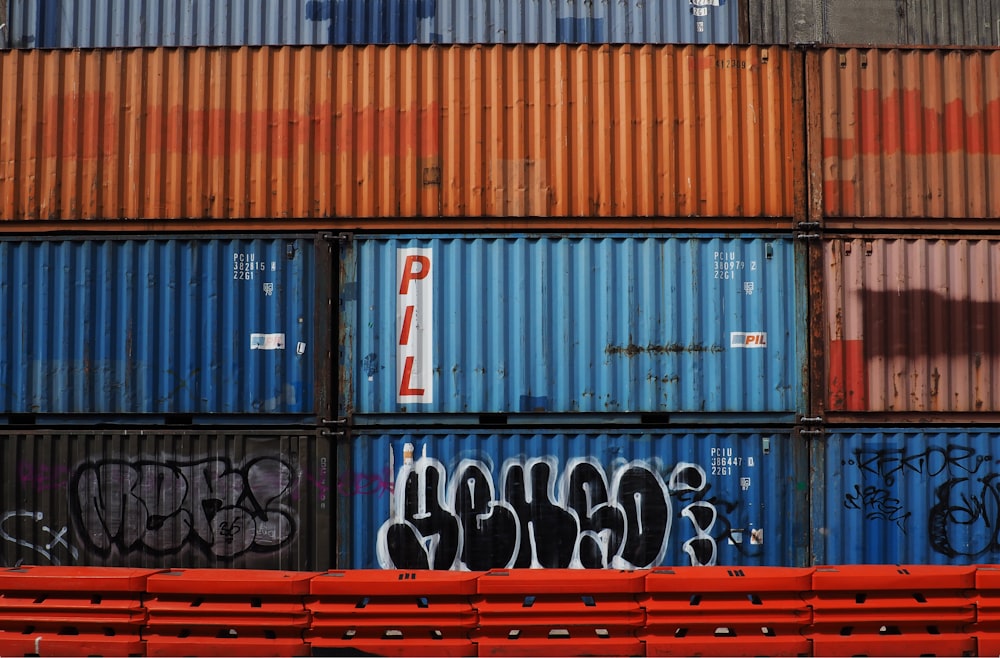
[519, 395, 549, 412]
[305, 0, 438, 44]
[38, 0, 63, 48]
[362, 353, 380, 379]
[556, 17, 606, 44]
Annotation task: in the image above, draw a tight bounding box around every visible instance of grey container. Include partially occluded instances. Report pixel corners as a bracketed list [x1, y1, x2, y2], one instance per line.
[1, 429, 333, 570]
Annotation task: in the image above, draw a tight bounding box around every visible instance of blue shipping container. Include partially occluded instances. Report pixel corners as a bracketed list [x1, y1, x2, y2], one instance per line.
[340, 234, 807, 422]
[0, 235, 330, 423]
[340, 427, 809, 569]
[3, 0, 739, 48]
[814, 427, 1000, 565]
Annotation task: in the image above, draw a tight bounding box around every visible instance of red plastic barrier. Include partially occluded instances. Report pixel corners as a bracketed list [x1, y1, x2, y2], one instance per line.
[972, 566, 1000, 656]
[807, 565, 976, 657]
[142, 569, 315, 657]
[0, 565, 159, 657]
[306, 569, 478, 656]
[640, 566, 813, 657]
[473, 569, 645, 657]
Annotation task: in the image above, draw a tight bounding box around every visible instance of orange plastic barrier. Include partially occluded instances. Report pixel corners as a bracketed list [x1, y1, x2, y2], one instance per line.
[473, 568, 645, 657]
[142, 569, 315, 657]
[306, 569, 478, 656]
[0, 565, 158, 657]
[972, 566, 1000, 656]
[807, 565, 976, 657]
[640, 566, 813, 656]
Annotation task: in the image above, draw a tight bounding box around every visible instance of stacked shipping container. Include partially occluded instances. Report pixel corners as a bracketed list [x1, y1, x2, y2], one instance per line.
[1, 1, 1000, 573]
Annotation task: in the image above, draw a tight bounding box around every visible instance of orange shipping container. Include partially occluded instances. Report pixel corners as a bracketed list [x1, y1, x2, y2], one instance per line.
[809, 47, 1000, 227]
[0, 44, 801, 229]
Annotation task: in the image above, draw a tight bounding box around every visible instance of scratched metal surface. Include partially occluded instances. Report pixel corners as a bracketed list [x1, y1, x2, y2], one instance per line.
[0, 429, 332, 570]
[340, 234, 808, 420]
[0, 234, 330, 423]
[3, 0, 739, 47]
[341, 427, 810, 570]
[813, 427, 1000, 565]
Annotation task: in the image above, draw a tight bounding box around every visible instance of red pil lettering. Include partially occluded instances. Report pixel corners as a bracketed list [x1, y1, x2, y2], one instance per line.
[399, 305, 415, 345]
[399, 355, 425, 396]
[399, 255, 431, 294]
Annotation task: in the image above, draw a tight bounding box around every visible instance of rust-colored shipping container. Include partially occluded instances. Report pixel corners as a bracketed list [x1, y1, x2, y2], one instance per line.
[809, 47, 1000, 228]
[818, 236, 1000, 422]
[0, 44, 801, 230]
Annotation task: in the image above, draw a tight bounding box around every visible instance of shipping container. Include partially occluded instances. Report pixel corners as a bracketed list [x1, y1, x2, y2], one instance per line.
[819, 236, 1000, 422]
[0, 44, 801, 228]
[809, 47, 1000, 227]
[1, 0, 740, 48]
[340, 427, 809, 570]
[0, 234, 332, 424]
[0, 429, 333, 570]
[749, 0, 1000, 46]
[813, 426, 1000, 565]
[340, 234, 808, 423]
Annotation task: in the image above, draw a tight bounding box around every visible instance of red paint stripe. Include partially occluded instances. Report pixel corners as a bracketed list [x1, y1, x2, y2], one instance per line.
[828, 339, 868, 411]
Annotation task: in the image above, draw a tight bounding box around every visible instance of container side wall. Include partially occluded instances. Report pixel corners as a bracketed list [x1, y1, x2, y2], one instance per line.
[0, 235, 322, 421]
[814, 427, 1000, 565]
[822, 236, 1000, 416]
[813, 47, 1000, 223]
[749, 0, 1000, 45]
[0, 430, 332, 570]
[6, 0, 739, 47]
[343, 234, 806, 418]
[0, 45, 797, 223]
[344, 428, 808, 570]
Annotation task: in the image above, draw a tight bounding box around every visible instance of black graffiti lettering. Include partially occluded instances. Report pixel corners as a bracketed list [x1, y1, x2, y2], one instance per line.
[565, 460, 626, 569]
[928, 476, 1000, 558]
[382, 460, 460, 570]
[854, 445, 989, 486]
[378, 452, 743, 569]
[616, 466, 669, 569]
[451, 461, 518, 571]
[844, 485, 910, 532]
[504, 460, 579, 568]
[70, 457, 296, 560]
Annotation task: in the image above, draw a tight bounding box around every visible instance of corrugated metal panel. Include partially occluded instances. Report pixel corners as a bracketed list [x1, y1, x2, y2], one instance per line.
[4, 0, 739, 48]
[814, 427, 1000, 565]
[1, 429, 332, 570]
[811, 47, 1000, 224]
[0, 44, 800, 225]
[342, 427, 809, 569]
[341, 234, 807, 421]
[749, 0, 1000, 45]
[0, 234, 331, 423]
[821, 236, 1000, 418]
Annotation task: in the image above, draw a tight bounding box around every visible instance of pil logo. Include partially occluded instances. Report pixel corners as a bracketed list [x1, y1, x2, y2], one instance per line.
[730, 332, 767, 348]
[397, 248, 434, 403]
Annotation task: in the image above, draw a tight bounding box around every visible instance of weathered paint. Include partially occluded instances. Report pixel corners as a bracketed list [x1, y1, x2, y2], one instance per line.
[749, 0, 1000, 46]
[821, 236, 1000, 419]
[0, 44, 800, 225]
[0, 429, 332, 570]
[811, 47, 1000, 225]
[340, 234, 808, 422]
[0, 234, 331, 423]
[814, 427, 1000, 565]
[341, 427, 809, 569]
[4, 0, 739, 48]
